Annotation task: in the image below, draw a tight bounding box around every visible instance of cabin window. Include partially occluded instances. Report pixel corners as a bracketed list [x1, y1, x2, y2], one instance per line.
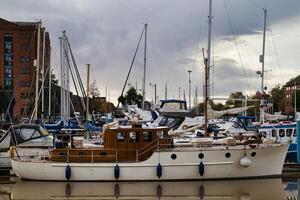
[259, 131, 266, 137]
[117, 132, 126, 142]
[271, 129, 276, 137]
[129, 132, 139, 142]
[279, 129, 285, 137]
[157, 131, 164, 139]
[143, 131, 152, 141]
[293, 129, 297, 137]
[286, 129, 293, 137]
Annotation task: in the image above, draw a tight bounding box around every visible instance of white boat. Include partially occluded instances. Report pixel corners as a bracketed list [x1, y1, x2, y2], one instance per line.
[10, 125, 288, 181]
[0, 124, 53, 169]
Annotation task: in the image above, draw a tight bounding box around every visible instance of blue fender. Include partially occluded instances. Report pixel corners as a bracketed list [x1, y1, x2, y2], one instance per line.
[65, 164, 71, 180]
[114, 164, 120, 179]
[199, 161, 204, 176]
[156, 163, 162, 178]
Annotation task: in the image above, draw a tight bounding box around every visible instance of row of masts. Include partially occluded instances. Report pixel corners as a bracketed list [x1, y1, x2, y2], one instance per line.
[31, 1, 268, 128]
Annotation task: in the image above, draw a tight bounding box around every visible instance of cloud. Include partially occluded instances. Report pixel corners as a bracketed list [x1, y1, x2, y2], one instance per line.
[0, 0, 299, 105]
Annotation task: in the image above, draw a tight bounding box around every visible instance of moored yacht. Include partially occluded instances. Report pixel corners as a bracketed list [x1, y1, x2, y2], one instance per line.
[10, 124, 288, 181]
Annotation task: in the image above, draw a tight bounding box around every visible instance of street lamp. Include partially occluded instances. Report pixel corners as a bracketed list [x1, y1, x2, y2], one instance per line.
[188, 70, 192, 110]
[149, 82, 157, 104]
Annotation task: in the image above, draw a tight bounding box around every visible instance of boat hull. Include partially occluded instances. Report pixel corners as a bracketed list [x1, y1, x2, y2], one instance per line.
[11, 144, 288, 181]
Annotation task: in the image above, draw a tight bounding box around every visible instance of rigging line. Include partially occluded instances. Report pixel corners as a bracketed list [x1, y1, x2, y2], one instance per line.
[268, 21, 283, 84]
[29, 63, 50, 122]
[191, 0, 205, 72]
[223, 0, 252, 95]
[117, 25, 145, 108]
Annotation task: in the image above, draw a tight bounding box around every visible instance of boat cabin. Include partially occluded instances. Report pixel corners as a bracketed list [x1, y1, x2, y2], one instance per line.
[50, 126, 171, 163]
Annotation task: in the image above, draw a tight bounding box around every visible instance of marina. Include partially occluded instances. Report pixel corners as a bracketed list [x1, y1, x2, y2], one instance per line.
[0, 0, 300, 199]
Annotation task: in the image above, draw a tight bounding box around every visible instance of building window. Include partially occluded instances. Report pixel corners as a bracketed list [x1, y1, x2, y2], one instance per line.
[21, 56, 30, 63]
[4, 54, 13, 66]
[20, 81, 30, 88]
[4, 42, 12, 53]
[20, 33, 30, 39]
[20, 67, 30, 74]
[21, 44, 31, 51]
[4, 68, 12, 78]
[5, 79, 12, 89]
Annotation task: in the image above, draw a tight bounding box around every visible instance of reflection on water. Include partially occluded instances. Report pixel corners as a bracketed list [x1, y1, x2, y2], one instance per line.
[0, 178, 299, 200]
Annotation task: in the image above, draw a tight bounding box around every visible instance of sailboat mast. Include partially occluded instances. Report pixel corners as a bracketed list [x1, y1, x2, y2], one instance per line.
[202, 49, 209, 136]
[34, 20, 41, 121]
[86, 64, 90, 121]
[142, 23, 148, 110]
[260, 8, 267, 123]
[41, 28, 46, 116]
[207, 0, 212, 99]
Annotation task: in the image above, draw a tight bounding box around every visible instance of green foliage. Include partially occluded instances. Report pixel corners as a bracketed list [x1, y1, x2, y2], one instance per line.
[0, 86, 13, 121]
[291, 90, 300, 111]
[225, 91, 244, 108]
[269, 84, 285, 112]
[118, 87, 143, 107]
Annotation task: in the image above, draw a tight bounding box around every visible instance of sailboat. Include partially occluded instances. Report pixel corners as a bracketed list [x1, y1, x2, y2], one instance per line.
[9, 0, 288, 181]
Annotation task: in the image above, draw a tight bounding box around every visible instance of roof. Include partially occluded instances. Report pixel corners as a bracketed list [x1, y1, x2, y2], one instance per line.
[286, 75, 300, 86]
[14, 21, 39, 26]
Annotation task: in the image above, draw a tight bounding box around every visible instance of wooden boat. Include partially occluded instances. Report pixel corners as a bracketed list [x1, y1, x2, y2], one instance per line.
[10, 124, 288, 181]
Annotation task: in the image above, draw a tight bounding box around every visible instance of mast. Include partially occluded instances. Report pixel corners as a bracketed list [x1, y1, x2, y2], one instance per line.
[202, 48, 209, 136]
[207, 0, 212, 99]
[86, 64, 90, 121]
[188, 70, 192, 109]
[48, 61, 52, 117]
[41, 28, 46, 116]
[259, 8, 267, 123]
[142, 23, 148, 110]
[165, 81, 168, 100]
[34, 20, 41, 121]
[59, 36, 64, 122]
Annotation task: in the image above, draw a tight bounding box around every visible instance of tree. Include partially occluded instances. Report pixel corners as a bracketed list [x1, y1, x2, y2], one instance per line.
[225, 91, 244, 108]
[291, 90, 300, 111]
[89, 81, 101, 112]
[0, 86, 13, 121]
[118, 87, 143, 107]
[269, 84, 285, 113]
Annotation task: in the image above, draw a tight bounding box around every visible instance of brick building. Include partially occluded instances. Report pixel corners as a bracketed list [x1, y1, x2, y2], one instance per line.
[0, 18, 50, 121]
[285, 75, 300, 115]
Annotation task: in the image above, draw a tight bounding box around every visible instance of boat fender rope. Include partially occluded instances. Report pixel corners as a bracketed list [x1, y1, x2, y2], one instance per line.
[65, 164, 71, 180]
[156, 163, 162, 178]
[114, 164, 120, 179]
[199, 161, 204, 176]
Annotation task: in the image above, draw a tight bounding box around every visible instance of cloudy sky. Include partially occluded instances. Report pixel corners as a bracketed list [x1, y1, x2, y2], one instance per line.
[1, 0, 299, 105]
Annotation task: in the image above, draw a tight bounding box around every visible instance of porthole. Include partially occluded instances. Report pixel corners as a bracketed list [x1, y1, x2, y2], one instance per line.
[171, 154, 177, 160]
[198, 153, 204, 159]
[100, 151, 108, 156]
[225, 152, 231, 158]
[251, 152, 256, 157]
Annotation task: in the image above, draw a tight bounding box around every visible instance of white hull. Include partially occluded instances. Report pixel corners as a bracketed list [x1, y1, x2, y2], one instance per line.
[11, 144, 288, 181]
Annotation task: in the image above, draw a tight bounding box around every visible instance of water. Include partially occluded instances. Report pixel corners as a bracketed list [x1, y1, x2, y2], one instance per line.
[0, 177, 299, 200]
